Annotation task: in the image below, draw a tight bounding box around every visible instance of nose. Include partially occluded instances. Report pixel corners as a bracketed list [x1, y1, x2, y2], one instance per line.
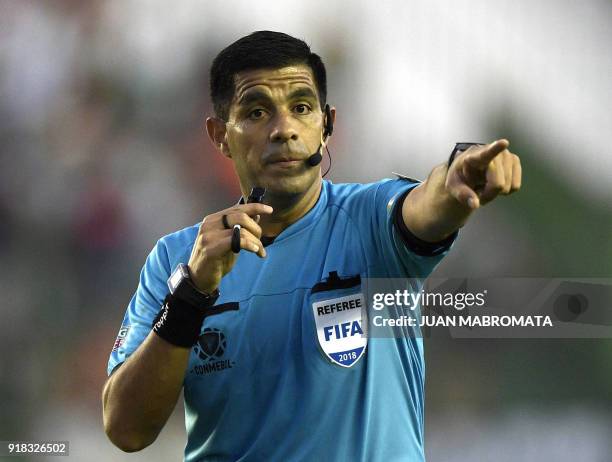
[269, 112, 298, 143]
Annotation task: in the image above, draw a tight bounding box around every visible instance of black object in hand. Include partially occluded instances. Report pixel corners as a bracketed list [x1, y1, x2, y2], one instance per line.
[247, 187, 266, 204]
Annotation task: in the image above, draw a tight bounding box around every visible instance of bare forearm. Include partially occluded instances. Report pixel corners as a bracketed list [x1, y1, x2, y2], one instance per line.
[402, 164, 472, 242]
[102, 332, 190, 452]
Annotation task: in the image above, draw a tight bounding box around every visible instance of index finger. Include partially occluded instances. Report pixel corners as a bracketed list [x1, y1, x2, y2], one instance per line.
[231, 203, 274, 216]
[466, 139, 510, 168]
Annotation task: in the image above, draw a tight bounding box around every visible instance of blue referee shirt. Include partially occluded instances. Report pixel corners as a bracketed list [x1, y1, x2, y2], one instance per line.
[108, 178, 456, 461]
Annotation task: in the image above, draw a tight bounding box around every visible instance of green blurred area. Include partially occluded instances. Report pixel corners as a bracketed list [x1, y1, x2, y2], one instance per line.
[427, 114, 612, 414]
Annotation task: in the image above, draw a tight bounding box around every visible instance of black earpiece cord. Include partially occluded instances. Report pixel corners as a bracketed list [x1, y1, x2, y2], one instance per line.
[322, 145, 332, 178]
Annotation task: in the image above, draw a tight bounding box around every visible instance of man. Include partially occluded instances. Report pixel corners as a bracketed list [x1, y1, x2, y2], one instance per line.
[102, 31, 521, 461]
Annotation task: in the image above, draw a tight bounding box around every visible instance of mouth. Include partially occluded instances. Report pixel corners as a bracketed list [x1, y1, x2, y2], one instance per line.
[266, 154, 306, 168]
[269, 159, 303, 168]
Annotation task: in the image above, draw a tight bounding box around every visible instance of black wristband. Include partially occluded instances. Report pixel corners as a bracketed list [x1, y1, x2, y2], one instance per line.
[393, 187, 458, 256]
[152, 294, 207, 348]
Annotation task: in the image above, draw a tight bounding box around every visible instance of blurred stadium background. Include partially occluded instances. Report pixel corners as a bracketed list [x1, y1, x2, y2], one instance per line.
[0, 0, 610, 460]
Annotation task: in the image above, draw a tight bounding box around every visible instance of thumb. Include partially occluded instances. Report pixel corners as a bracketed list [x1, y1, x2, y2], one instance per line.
[447, 177, 480, 209]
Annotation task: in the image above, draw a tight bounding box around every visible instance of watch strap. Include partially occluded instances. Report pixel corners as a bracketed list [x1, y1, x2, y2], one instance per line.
[168, 263, 219, 309]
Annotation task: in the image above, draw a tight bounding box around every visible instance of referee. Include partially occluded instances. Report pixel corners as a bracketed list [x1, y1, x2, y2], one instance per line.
[102, 31, 521, 461]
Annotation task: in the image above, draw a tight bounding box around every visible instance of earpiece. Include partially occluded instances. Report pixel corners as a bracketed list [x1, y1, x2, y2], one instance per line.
[323, 104, 334, 139]
[306, 104, 333, 167]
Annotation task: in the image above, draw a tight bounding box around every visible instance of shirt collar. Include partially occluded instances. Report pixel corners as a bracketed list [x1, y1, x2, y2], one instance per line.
[235, 180, 329, 245]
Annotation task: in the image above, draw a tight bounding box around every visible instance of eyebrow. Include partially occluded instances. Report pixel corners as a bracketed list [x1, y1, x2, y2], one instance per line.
[238, 90, 270, 107]
[237, 87, 318, 107]
[287, 87, 318, 102]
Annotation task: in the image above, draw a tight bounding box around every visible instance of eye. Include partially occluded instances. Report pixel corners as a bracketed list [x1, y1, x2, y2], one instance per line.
[248, 108, 266, 120]
[294, 104, 312, 114]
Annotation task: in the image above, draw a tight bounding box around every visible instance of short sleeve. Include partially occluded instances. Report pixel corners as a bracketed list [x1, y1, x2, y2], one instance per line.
[349, 178, 458, 279]
[107, 239, 172, 376]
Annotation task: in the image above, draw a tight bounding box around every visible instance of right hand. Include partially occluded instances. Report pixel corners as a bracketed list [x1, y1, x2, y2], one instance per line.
[187, 203, 273, 293]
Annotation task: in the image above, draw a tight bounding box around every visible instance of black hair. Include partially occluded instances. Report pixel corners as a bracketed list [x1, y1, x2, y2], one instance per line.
[210, 31, 327, 121]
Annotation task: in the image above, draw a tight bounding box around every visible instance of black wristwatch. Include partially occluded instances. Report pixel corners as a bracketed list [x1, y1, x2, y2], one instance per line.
[167, 263, 219, 308]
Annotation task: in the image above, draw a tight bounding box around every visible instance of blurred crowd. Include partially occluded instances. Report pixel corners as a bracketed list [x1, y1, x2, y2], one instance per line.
[0, 0, 239, 450]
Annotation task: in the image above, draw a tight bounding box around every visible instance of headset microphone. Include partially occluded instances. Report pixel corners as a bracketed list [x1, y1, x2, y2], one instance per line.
[306, 104, 333, 168]
[306, 148, 323, 167]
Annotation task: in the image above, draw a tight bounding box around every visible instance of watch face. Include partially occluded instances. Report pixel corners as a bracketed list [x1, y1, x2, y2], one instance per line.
[169, 269, 183, 292]
[169, 264, 189, 292]
[167, 263, 218, 307]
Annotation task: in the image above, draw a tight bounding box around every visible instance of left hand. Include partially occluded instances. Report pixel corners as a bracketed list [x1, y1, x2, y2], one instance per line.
[445, 139, 522, 209]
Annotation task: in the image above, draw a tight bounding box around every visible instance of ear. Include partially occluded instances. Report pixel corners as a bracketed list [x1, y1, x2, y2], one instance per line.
[205, 117, 231, 158]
